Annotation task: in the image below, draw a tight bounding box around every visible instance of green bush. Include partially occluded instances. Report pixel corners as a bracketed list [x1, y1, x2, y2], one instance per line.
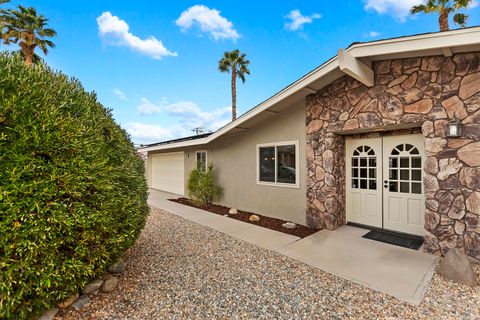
[0, 53, 149, 319]
[187, 163, 223, 205]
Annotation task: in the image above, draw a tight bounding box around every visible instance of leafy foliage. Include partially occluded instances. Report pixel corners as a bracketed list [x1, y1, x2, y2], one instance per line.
[1, 5, 56, 65]
[0, 53, 149, 319]
[410, 0, 472, 31]
[187, 163, 223, 206]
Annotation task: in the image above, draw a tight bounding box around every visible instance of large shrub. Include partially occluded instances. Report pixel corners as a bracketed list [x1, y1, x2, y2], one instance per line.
[0, 53, 149, 319]
[187, 163, 223, 205]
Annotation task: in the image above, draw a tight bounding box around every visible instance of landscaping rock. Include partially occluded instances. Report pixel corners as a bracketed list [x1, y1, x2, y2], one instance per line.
[437, 248, 478, 287]
[101, 276, 119, 293]
[38, 307, 58, 320]
[71, 295, 91, 311]
[57, 293, 79, 309]
[249, 215, 260, 222]
[228, 208, 238, 215]
[282, 222, 297, 229]
[108, 258, 126, 273]
[83, 279, 104, 294]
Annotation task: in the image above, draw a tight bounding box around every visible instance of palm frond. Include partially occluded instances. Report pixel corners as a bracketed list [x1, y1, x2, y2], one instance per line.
[453, 13, 468, 27]
[453, 0, 472, 9]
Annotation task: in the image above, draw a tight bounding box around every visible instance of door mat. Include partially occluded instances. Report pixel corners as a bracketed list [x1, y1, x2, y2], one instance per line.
[362, 229, 424, 250]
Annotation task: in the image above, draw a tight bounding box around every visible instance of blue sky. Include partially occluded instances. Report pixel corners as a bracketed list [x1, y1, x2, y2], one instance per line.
[3, 1, 480, 144]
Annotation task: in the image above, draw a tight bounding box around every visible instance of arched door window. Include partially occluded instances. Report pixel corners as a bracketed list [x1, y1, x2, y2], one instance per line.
[351, 146, 377, 190]
[388, 144, 422, 194]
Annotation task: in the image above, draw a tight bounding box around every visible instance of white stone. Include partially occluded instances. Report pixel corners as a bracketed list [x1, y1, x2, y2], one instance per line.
[282, 222, 297, 229]
[228, 208, 238, 215]
[71, 295, 91, 311]
[101, 276, 119, 293]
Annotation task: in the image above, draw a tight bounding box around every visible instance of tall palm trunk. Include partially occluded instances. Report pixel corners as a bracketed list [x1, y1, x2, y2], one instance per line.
[439, 10, 450, 31]
[20, 43, 33, 66]
[231, 68, 237, 121]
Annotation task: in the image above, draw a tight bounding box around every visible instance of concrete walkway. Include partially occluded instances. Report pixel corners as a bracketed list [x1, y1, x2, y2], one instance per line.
[148, 189, 438, 305]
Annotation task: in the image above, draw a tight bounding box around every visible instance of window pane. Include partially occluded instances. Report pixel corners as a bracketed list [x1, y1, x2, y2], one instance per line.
[360, 179, 367, 189]
[390, 158, 398, 168]
[412, 182, 422, 194]
[400, 157, 409, 168]
[352, 158, 359, 167]
[389, 169, 398, 180]
[196, 152, 206, 172]
[369, 158, 376, 167]
[352, 179, 359, 188]
[411, 157, 421, 168]
[369, 180, 377, 190]
[400, 169, 409, 180]
[389, 181, 398, 192]
[400, 182, 409, 193]
[369, 168, 376, 179]
[360, 168, 367, 178]
[277, 145, 296, 184]
[352, 168, 358, 178]
[412, 170, 421, 181]
[259, 147, 275, 182]
[360, 158, 367, 167]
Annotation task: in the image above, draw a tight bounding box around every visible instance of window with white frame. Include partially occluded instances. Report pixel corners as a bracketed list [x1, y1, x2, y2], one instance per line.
[257, 141, 299, 187]
[196, 151, 207, 172]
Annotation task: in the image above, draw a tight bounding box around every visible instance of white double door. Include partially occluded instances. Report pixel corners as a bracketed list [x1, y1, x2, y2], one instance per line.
[346, 135, 425, 236]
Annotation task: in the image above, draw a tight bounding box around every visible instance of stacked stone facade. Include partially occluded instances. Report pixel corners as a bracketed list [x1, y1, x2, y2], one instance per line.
[305, 52, 480, 260]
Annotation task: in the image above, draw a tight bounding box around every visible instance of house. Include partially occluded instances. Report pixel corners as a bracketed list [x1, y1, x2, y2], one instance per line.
[139, 27, 480, 261]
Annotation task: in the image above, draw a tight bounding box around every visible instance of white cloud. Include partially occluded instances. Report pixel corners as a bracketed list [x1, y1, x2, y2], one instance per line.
[284, 9, 321, 31]
[130, 98, 231, 143]
[112, 88, 128, 100]
[364, 0, 423, 21]
[175, 5, 240, 41]
[137, 98, 163, 115]
[97, 12, 177, 59]
[368, 31, 380, 37]
[470, 0, 479, 8]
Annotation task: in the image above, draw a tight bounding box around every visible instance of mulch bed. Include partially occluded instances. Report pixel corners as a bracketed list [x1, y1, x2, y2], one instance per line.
[169, 198, 318, 238]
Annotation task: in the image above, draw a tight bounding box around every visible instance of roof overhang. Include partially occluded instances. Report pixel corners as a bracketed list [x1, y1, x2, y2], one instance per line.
[139, 27, 480, 153]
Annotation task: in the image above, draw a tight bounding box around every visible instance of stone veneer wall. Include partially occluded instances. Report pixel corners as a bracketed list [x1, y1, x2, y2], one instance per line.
[305, 52, 480, 260]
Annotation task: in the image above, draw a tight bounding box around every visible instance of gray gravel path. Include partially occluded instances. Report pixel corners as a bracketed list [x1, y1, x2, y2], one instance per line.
[58, 207, 480, 319]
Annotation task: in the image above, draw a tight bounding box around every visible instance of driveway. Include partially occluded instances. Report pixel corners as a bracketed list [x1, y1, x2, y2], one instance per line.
[58, 207, 480, 319]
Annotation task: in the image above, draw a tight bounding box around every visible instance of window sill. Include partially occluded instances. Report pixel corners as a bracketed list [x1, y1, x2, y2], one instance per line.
[257, 181, 300, 189]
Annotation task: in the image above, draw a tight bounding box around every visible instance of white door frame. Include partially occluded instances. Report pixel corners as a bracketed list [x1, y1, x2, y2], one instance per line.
[346, 138, 383, 228]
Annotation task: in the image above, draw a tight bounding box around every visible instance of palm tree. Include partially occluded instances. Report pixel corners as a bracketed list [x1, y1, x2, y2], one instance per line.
[1, 5, 56, 65]
[218, 49, 251, 121]
[410, 0, 472, 31]
[0, 0, 10, 42]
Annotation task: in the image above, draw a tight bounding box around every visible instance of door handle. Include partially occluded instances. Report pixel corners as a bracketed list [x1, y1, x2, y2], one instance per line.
[384, 180, 388, 188]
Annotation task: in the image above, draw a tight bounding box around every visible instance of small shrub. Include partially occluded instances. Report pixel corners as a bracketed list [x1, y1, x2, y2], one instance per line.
[0, 53, 149, 319]
[187, 163, 223, 205]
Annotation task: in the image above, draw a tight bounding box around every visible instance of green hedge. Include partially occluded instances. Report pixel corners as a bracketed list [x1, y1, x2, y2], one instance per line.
[0, 53, 149, 319]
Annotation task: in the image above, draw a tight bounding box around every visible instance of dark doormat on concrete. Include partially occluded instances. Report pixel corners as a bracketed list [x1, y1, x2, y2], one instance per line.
[362, 229, 424, 250]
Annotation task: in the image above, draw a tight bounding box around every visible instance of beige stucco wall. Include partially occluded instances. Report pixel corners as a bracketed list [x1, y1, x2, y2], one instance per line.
[182, 103, 307, 225]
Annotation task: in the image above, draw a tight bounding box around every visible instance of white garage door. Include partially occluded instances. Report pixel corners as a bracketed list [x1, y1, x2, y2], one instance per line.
[150, 152, 185, 195]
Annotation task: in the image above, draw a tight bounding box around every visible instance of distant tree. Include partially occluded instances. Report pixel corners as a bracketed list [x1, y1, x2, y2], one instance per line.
[0, 0, 10, 43]
[1, 5, 56, 65]
[218, 49, 251, 121]
[410, 0, 473, 31]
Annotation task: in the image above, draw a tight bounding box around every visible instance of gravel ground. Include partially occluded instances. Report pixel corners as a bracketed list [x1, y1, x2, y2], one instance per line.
[58, 207, 480, 320]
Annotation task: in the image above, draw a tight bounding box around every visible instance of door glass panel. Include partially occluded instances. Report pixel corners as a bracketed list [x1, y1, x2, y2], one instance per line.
[400, 169, 409, 180]
[351, 145, 377, 190]
[388, 143, 422, 195]
[389, 169, 398, 180]
[352, 168, 358, 177]
[411, 157, 421, 168]
[360, 179, 367, 189]
[412, 182, 422, 194]
[412, 170, 421, 181]
[389, 181, 398, 192]
[360, 168, 367, 178]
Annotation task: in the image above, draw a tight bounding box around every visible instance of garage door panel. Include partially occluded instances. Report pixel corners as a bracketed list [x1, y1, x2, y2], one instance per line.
[150, 152, 185, 195]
